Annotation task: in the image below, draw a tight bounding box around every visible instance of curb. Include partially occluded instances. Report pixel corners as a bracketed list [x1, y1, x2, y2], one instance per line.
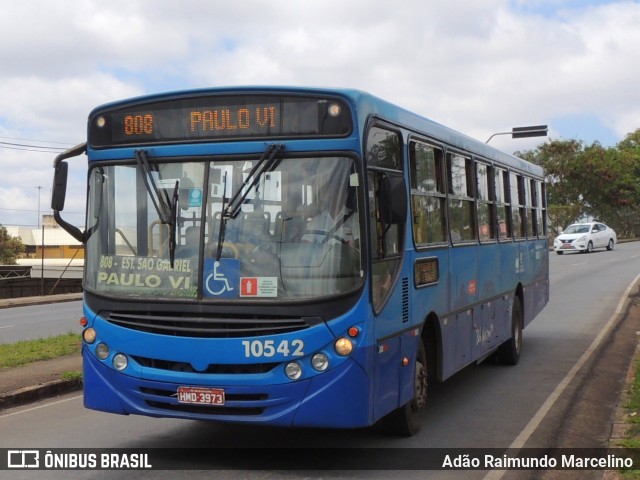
[0, 378, 83, 411]
[0, 292, 83, 309]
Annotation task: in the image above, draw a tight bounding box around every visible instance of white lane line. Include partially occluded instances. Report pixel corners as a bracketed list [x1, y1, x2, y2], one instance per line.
[0, 325, 15, 329]
[483, 273, 640, 480]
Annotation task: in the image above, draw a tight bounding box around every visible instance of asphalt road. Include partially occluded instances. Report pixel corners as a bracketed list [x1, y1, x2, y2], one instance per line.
[1, 242, 640, 480]
[0, 300, 82, 344]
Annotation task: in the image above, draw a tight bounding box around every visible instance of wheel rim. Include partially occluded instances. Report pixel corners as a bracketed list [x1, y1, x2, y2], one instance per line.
[514, 321, 522, 354]
[412, 361, 428, 414]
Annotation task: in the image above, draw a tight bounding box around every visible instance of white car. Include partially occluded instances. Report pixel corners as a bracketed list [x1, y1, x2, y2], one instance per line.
[554, 222, 617, 255]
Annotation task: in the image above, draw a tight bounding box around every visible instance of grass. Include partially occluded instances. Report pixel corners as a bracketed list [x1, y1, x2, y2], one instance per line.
[0, 332, 81, 369]
[611, 346, 640, 479]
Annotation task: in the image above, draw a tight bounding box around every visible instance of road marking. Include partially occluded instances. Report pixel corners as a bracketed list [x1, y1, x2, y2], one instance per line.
[0, 325, 15, 329]
[569, 262, 587, 267]
[0, 395, 83, 419]
[483, 273, 640, 480]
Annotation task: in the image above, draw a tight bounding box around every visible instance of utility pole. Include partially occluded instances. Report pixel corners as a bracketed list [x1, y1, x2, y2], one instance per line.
[36, 186, 44, 295]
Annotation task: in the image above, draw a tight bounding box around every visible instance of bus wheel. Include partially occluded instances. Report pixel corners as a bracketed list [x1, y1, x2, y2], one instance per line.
[380, 340, 427, 436]
[498, 297, 522, 365]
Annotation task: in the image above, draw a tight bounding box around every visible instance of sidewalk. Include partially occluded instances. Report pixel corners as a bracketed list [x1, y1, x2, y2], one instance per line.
[0, 293, 84, 409]
[0, 354, 82, 409]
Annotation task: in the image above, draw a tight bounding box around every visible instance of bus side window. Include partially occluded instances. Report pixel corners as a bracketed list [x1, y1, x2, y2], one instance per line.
[510, 172, 525, 239]
[409, 140, 447, 246]
[447, 153, 476, 244]
[476, 162, 496, 242]
[535, 181, 547, 237]
[525, 178, 535, 237]
[495, 168, 512, 240]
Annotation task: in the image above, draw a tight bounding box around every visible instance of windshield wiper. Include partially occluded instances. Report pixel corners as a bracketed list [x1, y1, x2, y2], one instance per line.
[223, 143, 283, 220]
[135, 149, 179, 267]
[214, 171, 229, 261]
[168, 179, 179, 267]
[214, 143, 284, 260]
[135, 149, 173, 223]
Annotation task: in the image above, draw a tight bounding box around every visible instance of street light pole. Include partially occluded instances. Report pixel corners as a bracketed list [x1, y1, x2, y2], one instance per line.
[36, 186, 44, 295]
[486, 125, 548, 143]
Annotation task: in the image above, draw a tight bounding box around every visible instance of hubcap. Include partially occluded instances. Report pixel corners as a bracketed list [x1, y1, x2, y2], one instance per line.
[413, 361, 428, 412]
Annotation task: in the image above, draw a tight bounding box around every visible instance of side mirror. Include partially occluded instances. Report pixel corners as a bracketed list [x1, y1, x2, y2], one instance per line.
[51, 161, 69, 212]
[379, 172, 407, 225]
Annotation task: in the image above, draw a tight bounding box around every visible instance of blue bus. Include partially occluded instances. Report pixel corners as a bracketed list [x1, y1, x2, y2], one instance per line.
[52, 87, 548, 435]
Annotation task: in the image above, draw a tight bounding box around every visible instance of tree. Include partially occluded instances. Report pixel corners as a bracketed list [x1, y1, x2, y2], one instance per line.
[519, 133, 640, 238]
[0, 225, 25, 265]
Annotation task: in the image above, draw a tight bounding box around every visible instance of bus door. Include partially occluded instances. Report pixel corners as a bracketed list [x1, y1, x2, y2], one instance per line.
[367, 168, 415, 420]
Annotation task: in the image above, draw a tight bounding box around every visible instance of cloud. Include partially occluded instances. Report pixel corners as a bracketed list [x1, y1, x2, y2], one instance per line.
[1, 0, 640, 226]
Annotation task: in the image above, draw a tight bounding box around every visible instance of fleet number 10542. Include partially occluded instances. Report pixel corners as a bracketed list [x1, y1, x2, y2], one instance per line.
[241, 339, 304, 358]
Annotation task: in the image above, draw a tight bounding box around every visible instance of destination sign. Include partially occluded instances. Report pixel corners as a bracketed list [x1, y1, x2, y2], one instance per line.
[89, 94, 351, 147]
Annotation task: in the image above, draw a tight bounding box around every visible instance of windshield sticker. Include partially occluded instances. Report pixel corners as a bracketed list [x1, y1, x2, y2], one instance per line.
[203, 258, 240, 298]
[188, 188, 203, 207]
[96, 255, 197, 297]
[156, 178, 180, 189]
[240, 277, 278, 297]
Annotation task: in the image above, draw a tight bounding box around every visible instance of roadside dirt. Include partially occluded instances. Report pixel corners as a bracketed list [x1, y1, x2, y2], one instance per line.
[504, 285, 640, 480]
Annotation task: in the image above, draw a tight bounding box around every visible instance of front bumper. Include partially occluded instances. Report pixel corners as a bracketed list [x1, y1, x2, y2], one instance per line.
[82, 346, 372, 429]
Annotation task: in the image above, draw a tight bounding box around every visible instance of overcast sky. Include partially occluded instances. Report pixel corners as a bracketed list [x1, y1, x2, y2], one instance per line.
[1, 0, 639, 228]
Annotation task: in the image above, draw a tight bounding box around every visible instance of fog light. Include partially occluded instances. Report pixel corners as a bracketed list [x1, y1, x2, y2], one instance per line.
[95, 343, 109, 360]
[113, 353, 128, 371]
[83, 327, 97, 344]
[311, 353, 329, 372]
[285, 362, 302, 380]
[334, 337, 353, 356]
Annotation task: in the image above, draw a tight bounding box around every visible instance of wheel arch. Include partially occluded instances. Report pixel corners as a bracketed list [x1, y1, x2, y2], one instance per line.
[421, 312, 442, 382]
[515, 282, 524, 318]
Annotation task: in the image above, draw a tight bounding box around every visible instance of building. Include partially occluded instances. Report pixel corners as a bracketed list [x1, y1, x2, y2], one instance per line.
[5, 215, 84, 279]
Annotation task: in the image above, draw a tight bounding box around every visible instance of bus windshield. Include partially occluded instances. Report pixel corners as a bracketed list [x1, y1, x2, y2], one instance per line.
[84, 154, 364, 301]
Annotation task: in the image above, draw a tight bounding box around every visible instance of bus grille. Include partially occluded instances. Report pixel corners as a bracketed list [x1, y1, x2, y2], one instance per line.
[105, 312, 321, 338]
[132, 356, 279, 374]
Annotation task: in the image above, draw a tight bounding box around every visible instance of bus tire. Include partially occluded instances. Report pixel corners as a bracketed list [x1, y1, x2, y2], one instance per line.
[379, 340, 427, 436]
[498, 297, 522, 365]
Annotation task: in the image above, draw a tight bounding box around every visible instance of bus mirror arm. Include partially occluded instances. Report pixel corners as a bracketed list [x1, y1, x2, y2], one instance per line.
[379, 173, 407, 225]
[51, 143, 87, 244]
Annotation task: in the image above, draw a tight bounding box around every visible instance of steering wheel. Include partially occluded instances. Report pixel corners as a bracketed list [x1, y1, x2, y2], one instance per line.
[223, 241, 240, 258]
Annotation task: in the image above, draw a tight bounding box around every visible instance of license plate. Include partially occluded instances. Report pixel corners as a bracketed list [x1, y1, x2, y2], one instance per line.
[561, 244, 572, 249]
[177, 386, 225, 405]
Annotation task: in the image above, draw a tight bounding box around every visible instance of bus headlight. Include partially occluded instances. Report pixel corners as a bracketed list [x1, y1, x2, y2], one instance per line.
[311, 353, 329, 372]
[95, 343, 110, 360]
[334, 337, 353, 356]
[113, 353, 128, 371]
[285, 362, 302, 380]
[83, 328, 97, 344]
[328, 103, 342, 117]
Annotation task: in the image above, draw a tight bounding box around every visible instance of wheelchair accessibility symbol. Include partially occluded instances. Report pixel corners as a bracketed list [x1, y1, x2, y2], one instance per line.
[203, 259, 240, 298]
